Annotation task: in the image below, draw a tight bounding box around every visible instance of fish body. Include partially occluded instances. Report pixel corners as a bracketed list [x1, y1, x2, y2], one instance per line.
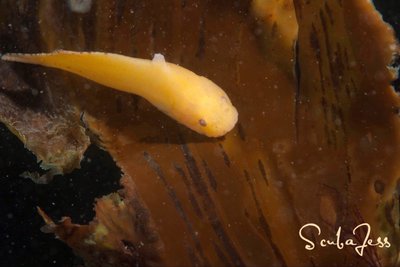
[2, 50, 238, 137]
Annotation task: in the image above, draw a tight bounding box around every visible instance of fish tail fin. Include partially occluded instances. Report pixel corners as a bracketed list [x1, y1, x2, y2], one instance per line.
[1, 51, 66, 65]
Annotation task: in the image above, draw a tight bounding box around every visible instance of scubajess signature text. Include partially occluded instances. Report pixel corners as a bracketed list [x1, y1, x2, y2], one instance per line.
[298, 223, 390, 256]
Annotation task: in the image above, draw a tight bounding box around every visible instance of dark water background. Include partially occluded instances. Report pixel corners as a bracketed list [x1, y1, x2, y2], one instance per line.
[0, 1, 399, 266]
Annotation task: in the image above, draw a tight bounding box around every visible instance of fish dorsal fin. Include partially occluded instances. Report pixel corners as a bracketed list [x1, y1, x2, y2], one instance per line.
[152, 53, 166, 63]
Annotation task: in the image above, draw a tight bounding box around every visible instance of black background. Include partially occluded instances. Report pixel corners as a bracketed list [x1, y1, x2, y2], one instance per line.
[0, 1, 399, 267]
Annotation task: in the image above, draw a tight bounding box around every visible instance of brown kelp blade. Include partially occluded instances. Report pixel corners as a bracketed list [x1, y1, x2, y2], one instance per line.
[292, 0, 400, 266]
[0, 0, 399, 266]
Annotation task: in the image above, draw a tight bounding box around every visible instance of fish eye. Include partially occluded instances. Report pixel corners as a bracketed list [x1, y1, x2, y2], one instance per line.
[199, 119, 207, 127]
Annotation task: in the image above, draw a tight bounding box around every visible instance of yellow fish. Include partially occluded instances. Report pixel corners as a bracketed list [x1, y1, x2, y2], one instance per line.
[2, 50, 238, 137]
